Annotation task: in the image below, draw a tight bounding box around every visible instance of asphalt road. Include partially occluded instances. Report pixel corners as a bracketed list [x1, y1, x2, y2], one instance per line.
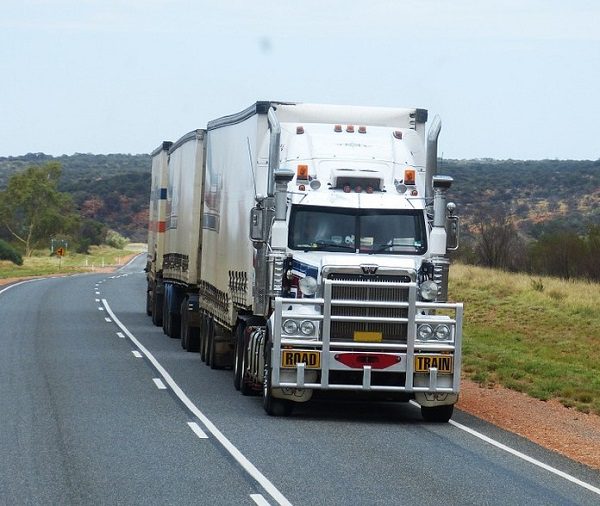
[1, 256, 599, 505]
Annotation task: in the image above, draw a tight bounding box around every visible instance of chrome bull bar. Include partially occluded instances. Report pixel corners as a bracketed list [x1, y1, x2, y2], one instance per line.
[271, 279, 463, 394]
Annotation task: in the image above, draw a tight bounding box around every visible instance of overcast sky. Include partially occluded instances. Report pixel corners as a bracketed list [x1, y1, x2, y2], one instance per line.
[1, 0, 599, 160]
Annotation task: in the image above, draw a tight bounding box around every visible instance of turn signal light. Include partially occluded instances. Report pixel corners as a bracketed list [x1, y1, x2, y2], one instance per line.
[297, 164, 309, 179]
[404, 169, 416, 185]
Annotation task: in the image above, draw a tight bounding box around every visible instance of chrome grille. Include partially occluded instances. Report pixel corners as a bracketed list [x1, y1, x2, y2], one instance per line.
[327, 274, 410, 342]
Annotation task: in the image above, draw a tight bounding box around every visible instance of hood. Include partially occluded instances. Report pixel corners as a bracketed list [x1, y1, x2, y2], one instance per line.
[291, 251, 420, 280]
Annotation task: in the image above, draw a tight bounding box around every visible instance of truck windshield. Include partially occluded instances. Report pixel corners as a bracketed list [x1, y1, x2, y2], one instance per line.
[289, 205, 427, 254]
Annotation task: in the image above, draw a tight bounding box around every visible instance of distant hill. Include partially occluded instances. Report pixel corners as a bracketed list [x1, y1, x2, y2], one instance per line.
[1, 154, 599, 242]
[0, 153, 150, 242]
[442, 159, 600, 236]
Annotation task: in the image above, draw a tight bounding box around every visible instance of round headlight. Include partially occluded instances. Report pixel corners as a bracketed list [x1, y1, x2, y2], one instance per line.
[420, 280, 438, 301]
[282, 319, 298, 335]
[434, 324, 451, 341]
[299, 276, 318, 296]
[300, 320, 315, 336]
[417, 324, 433, 341]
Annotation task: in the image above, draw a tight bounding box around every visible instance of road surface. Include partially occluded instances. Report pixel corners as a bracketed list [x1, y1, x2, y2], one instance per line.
[1, 256, 599, 505]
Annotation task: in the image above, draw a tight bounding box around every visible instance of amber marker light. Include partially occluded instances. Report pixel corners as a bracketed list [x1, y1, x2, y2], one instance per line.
[297, 164, 309, 179]
[404, 168, 416, 185]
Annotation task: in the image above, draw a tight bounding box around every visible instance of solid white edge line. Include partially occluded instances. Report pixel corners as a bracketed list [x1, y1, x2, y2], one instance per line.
[0, 279, 39, 296]
[187, 421, 208, 439]
[250, 494, 272, 506]
[131, 350, 142, 358]
[407, 400, 600, 496]
[102, 299, 293, 506]
[449, 419, 600, 496]
[153, 378, 167, 390]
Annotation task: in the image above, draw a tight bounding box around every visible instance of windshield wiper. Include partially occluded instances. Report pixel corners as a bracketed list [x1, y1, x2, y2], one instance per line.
[370, 244, 415, 254]
[303, 240, 354, 252]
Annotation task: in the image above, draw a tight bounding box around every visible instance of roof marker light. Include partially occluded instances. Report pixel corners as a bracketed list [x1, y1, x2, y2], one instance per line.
[393, 130, 403, 139]
[296, 126, 305, 134]
[334, 125, 342, 132]
[366, 185, 374, 194]
[346, 125, 355, 133]
[358, 126, 367, 134]
[343, 185, 351, 193]
[355, 185, 362, 193]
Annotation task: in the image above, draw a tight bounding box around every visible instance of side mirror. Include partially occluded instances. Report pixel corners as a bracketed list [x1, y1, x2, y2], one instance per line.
[250, 207, 265, 242]
[446, 215, 460, 251]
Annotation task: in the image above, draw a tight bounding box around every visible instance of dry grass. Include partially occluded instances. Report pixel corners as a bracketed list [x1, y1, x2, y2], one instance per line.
[450, 263, 600, 415]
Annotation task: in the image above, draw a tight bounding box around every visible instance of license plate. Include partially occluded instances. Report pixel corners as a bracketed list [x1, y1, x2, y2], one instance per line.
[281, 350, 321, 369]
[353, 331, 383, 343]
[414, 355, 453, 373]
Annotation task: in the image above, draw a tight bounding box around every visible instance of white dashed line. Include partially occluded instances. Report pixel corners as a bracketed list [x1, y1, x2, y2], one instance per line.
[104, 317, 112, 323]
[153, 378, 167, 390]
[116, 332, 125, 339]
[102, 299, 292, 506]
[131, 350, 142, 358]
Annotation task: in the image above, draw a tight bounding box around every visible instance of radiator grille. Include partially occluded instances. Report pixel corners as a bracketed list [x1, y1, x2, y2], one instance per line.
[327, 274, 410, 342]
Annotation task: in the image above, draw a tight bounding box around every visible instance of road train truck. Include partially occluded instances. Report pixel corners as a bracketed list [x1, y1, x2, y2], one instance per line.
[146, 101, 463, 422]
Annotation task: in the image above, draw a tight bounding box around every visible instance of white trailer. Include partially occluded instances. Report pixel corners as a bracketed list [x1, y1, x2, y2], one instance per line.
[146, 140, 171, 325]
[147, 101, 463, 422]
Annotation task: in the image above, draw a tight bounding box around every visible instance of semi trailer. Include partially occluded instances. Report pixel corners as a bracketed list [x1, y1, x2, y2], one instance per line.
[146, 101, 463, 421]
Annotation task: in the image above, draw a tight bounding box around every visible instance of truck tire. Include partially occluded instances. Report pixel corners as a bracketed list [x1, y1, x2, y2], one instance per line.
[146, 289, 152, 316]
[200, 316, 208, 362]
[181, 299, 200, 353]
[263, 344, 293, 416]
[421, 404, 454, 423]
[151, 290, 163, 327]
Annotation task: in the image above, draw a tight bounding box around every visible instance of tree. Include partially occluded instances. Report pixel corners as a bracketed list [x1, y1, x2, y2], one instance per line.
[472, 205, 526, 271]
[0, 162, 78, 256]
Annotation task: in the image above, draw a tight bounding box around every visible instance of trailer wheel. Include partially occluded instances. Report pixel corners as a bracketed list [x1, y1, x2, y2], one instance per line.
[151, 289, 163, 327]
[263, 344, 293, 416]
[421, 404, 454, 423]
[146, 289, 152, 316]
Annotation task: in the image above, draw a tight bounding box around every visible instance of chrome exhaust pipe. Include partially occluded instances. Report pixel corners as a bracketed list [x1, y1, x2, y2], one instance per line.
[425, 115, 442, 201]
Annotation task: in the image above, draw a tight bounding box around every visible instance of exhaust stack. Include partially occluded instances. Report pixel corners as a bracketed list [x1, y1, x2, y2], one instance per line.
[425, 115, 442, 201]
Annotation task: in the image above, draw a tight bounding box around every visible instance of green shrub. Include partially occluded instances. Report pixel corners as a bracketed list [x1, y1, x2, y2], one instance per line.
[0, 239, 23, 265]
[105, 230, 129, 249]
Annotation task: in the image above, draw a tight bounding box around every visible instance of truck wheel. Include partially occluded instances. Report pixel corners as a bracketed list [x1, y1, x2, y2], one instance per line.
[162, 291, 169, 336]
[263, 344, 293, 416]
[151, 291, 163, 327]
[180, 299, 188, 349]
[421, 404, 454, 423]
[146, 289, 152, 316]
[233, 324, 244, 390]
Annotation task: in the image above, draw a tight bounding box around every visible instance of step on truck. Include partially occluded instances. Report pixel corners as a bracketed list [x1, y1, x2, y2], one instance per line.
[146, 101, 463, 422]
